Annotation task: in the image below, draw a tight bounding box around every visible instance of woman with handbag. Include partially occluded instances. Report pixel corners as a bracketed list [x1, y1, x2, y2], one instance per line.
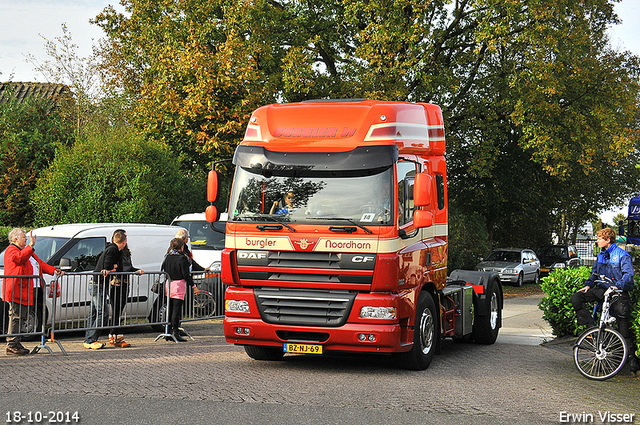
[161, 238, 196, 342]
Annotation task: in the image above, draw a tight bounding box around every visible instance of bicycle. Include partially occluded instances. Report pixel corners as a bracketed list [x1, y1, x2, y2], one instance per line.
[572, 276, 628, 380]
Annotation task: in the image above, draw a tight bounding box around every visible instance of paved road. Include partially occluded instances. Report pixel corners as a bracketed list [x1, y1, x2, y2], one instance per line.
[1, 295, 638, 425]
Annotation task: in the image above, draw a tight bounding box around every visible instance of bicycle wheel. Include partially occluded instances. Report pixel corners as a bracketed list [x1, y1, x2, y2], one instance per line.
[192, 292, 216, 318]
[573, 327, 628, 380]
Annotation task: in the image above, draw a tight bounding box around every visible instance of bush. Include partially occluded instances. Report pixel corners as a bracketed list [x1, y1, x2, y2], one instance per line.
[540, 267, 640, 358]
[0, 226, 12, 252]
[31, 125, 207, 226]
[0, 95, 73, 226]
[539, 267, 592, 337]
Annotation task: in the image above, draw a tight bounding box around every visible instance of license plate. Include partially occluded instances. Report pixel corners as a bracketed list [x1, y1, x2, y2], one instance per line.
[283, 343, 323, 354]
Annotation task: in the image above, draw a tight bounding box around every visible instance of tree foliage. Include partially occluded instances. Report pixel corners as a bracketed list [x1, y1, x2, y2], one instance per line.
[31, 124, 206, 226]
[0, 94, 74, 226]
[88, 0, 640, 249]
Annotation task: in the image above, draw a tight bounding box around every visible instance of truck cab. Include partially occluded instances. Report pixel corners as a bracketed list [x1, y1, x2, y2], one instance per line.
[206, 100, 502, 370]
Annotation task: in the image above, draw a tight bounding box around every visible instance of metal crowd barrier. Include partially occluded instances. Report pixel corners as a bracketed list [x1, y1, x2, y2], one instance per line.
[1, 274, 50, 353]
[1, 270, 225, 354]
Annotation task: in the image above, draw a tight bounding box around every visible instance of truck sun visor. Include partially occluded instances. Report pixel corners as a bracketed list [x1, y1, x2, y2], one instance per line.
[233, 145, 399, 177]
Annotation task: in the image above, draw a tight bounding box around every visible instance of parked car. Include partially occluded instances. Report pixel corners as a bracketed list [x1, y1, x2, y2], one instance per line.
[170, 212, 227, 273]
[536, 244, 581, 277]
[475, 248, 540, 287]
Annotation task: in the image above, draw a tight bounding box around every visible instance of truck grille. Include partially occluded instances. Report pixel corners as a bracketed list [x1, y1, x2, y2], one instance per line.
[254, 287, 356, 327]
[237, 250, 375, 286]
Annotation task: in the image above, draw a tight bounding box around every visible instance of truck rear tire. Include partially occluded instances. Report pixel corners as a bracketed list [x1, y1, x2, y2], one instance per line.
[472, 283, 501, 344]
[394, 291, 437, 370]
[244, 345, 285, 361]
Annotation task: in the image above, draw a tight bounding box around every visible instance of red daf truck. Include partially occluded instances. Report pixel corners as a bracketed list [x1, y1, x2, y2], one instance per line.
[205, 99, 502, 370]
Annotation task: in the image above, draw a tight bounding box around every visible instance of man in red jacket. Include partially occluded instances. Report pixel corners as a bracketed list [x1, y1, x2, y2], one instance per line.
[3, 228, 62, 356]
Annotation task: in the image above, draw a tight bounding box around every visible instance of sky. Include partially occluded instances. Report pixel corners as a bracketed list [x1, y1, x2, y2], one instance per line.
[1, 0, 639, 224]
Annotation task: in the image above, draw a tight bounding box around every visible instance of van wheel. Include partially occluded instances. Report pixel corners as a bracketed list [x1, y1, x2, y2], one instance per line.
[149, 300, 167, 332]
[393, 291, 437, 370]
[244, 345, 285, 361]
[21, 306, 47, 341]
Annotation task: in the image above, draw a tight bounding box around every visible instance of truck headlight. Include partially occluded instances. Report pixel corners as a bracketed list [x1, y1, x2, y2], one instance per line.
[225, 300, 250, 313]
[360, 306, 397, 319]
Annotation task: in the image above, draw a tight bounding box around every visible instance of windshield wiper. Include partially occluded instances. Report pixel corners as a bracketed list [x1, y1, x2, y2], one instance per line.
[307, 217, 372, 234]
[259, 215, 296, 232]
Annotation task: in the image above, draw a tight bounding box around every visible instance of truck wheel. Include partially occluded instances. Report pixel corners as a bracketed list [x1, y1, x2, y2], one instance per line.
[244, 345, 285, 361]
[394, 291, 437, 370]
[472, 283, 501, 344]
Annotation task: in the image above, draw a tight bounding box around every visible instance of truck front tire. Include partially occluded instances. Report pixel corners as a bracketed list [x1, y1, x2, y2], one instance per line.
[394, 291, 437, 370]
[244, 345, 285, 361]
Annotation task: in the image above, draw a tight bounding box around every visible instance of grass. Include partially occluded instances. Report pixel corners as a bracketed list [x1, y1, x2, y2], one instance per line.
[502, 282, 545, 299]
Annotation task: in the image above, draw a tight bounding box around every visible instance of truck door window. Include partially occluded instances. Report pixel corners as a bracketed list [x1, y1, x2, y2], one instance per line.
[436, 174, 445, 210]
[397, 161, 418, 227]
[58, 238, 106, 272]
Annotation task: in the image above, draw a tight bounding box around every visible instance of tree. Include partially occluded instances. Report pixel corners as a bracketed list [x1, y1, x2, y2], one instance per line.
[90, 0, 640, 249]
[31, 123, 206, 226]
[0, 93, 74, 226]
[26, 24, 102, 137]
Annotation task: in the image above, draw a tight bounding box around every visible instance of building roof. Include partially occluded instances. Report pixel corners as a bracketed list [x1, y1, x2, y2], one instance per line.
[0, 81, 71, 105]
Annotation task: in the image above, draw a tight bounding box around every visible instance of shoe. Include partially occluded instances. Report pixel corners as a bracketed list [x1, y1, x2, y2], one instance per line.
[6, 346, 30, 356]
[110, 335, 131, 348]
[83, 341, 105, 350]
[173, 333, 187, 342]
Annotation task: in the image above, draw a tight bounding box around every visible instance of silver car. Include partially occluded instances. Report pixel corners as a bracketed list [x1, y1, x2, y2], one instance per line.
[475, 248, 540, 287]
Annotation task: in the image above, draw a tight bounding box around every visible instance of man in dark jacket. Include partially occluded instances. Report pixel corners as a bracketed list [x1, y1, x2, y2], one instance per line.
[83, 230, 127, 350]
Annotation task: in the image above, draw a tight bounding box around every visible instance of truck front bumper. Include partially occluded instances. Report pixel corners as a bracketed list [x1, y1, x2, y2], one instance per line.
[224, 317, 407, 354]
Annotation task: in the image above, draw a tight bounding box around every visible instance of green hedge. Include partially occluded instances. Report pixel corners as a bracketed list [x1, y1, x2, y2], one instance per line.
[539, 266, 640, 357]
[0, 226, 11, 252]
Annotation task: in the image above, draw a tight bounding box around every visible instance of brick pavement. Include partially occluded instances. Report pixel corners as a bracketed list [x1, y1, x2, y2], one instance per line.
[1, 301, 638, 425]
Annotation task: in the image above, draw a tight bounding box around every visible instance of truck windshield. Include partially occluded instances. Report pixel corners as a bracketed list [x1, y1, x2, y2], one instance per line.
[228, 166, 394, 226]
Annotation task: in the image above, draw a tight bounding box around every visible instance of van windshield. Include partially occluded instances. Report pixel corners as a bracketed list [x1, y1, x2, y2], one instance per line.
[228, 166, 394, 226]
[173, 220, 226, 250]
[33, 237, 70, 263]
[0, 236, 69, 268]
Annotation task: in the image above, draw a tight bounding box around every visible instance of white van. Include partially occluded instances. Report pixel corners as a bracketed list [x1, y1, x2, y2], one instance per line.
[170, 212, 227, 273]
[1, 223, 183, 332]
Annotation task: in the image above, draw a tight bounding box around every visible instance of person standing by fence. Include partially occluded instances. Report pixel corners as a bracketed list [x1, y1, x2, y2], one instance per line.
[3, 228, 62, 356]
[108, 230, 144, 348]
[161, 238, 195, 342]
[83, 230, 127, 350]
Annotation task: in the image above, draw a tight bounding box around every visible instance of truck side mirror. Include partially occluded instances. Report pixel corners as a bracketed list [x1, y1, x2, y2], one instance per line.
[414, 210, 433, 228]
[207, 170, 219, 203]
[413, 173, 432, 207]
[206, 205, 219, 223]
[206, 169, 221, 223]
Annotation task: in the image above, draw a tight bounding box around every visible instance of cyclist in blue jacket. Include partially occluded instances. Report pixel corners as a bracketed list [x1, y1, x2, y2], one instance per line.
[571, 227, 637, 374]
